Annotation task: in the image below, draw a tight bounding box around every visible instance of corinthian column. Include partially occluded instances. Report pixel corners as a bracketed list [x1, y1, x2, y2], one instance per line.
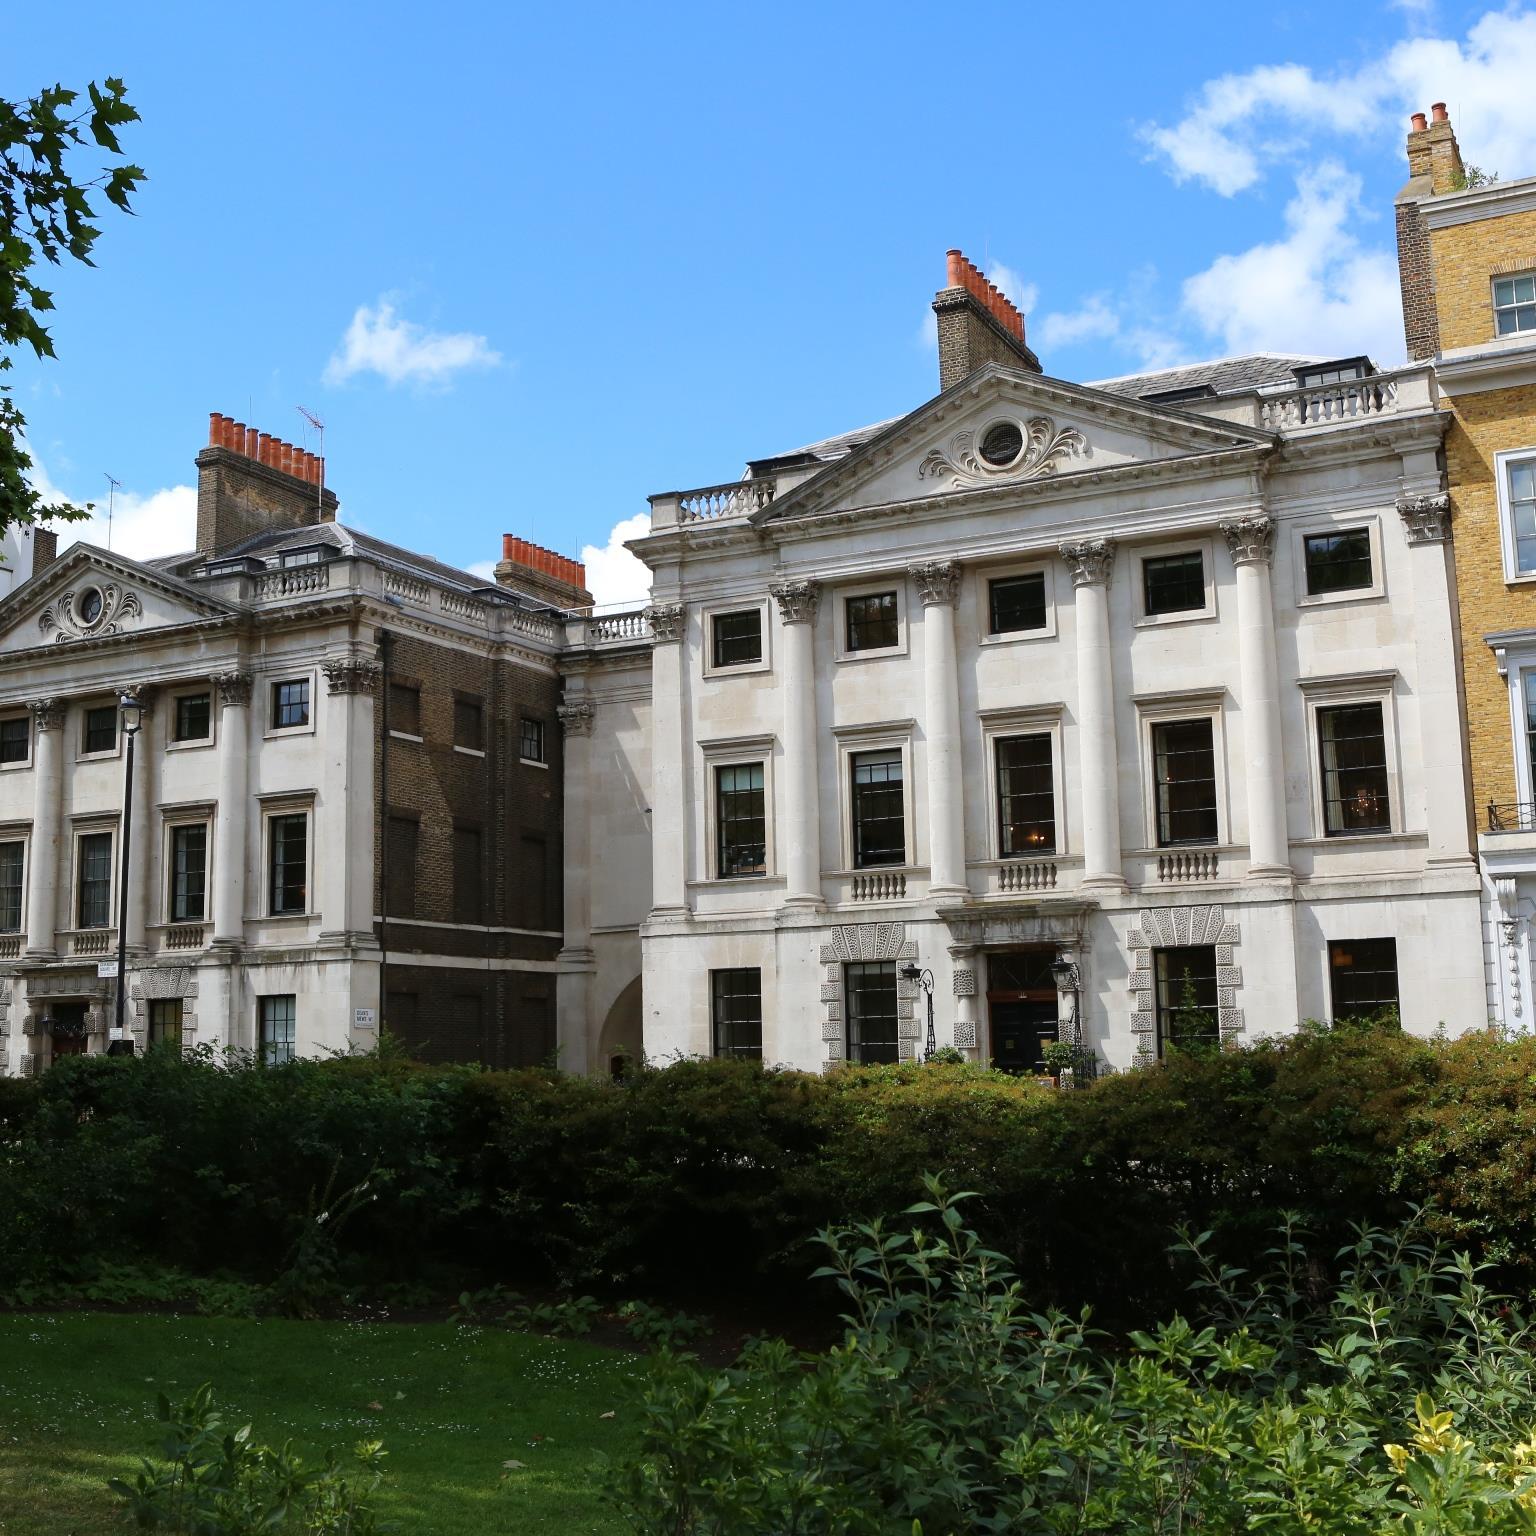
[1059, 540, 1125, 892]
[770, 580, 823, 907]
[24, 698, 65, 959]
[909, 560, 967, 899]
[556, 699, 596, 1073]
[645, 603, 689, 914]
[1220, 516, 1291, 879]
[212, 672, 252, 947]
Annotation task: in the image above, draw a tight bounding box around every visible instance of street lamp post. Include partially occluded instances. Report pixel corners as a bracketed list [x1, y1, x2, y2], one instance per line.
[1050, 954, 1089, 1084]
[899, 962, 936, 1061]
[112, 691, 145, 1050]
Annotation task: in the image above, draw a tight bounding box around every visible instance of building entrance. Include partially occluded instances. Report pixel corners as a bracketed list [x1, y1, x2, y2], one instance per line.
[48, 1002, 90, 1058]
[985, 950, 1059, 1074]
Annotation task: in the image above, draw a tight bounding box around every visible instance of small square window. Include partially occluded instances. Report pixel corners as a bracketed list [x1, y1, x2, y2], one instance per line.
[712, 609, 763, 668]
[260, 994, 296, 1065]
[1142, 552, 1206, 617]
[519, 717, 546, 763]
[1303, 530, 1373, 595]
[1328, 938, 1400, 1025]
[77, 831, 113, 929]
[174, 693, 211, 743]
[1154, 946, 1220, 1056]
[268, 813, 308, 914]
[389, 682, 421, 736]
[454, 697, 484, 751]
[1494, 273, 1536, 337]
[83, 705, 118, 754]
[1318, 703, 1391, 836]
[272, 679, 310, 730]
[0, 716, 29, 764]
[711, 968, 763, 1059]
[845, 591, 899, 652]
[988, 573, 1047, 635]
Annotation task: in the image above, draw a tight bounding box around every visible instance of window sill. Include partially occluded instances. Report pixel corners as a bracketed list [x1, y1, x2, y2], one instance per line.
[836, 645, 907, 664]
[1133, 608, 1216, 630]
[519, 757, 549, 770]
[703, 660, 771, 679]
[1294, 830, 1418, 847]
[388, 730, 423, 744]
[453, 744, 486, 759]
[76, 750, 121, 764]
[689, 874, 783, 888]
[263, 910, 317, 922]
[166, 738, 214, 753]
[0, 760, 31, 772]
[265, 726, 314, 740]
[979, 626, 1054, 648]
[1296, 586, 1383, 609]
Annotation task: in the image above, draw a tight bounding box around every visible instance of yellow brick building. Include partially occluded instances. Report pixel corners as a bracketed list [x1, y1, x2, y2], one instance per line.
[1396, 105, 1536, 1026]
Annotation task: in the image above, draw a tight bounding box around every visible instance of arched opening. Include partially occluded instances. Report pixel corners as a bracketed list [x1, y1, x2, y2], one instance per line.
[597, 975, 642, 1079]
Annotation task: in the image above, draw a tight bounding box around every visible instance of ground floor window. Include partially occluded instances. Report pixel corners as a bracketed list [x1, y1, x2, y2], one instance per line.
[846, 960, 898, 1064]
[1154, 945, 1220, 1056]
[711, 967, 763, 1059]
[260, 994, 296, 1065]
[148, 998, 183, 1048]
[1328, 938, 1399, 1025]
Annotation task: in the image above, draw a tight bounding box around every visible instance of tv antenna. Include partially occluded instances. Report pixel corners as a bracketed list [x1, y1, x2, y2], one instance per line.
[296, 406, 325, 513]
[103, 473, 123, 551]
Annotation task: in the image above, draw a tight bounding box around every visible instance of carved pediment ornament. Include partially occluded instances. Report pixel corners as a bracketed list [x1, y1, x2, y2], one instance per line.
[917, 416, 1089, 489]
[908, 560, 962, 606]
[769, 579, 821, 624]
[1219, 514, 1276, 566]
[644, 602, 685, 644]
[38, 582, 143, 643]
[1058, 538, 1116, 588]
[1397, 492, 1451, 544]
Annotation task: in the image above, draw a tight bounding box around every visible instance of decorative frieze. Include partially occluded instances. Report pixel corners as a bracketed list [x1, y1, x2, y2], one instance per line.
[557, 701, 595, 737]
[769, 580, 821, 625]
[644, 602, 685, 644]
[1058, 538, 1116, 587]
[1397, 492, 1451, 544]
[322, 657, 380, 695]
[908, 560, 962, 606]
[1219, 514, 1276, 566]
[215, 672, 253, 708]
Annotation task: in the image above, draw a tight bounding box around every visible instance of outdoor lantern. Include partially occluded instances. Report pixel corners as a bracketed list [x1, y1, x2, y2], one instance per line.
[899, 962, 937, 1061]
[119, 690, 145, 735]
[1050, 954, 1080, 992]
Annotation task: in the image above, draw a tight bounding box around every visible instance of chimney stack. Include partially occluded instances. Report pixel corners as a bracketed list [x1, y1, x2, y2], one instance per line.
[194, 411, 339, 556]
[932, 248, 1041, 391]
[30, 526, 57, 579]
[493, 534, 593, 611]
[1395, 101, 1465, 361]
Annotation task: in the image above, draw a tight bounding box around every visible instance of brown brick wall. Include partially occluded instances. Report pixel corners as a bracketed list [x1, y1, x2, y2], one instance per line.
[934, 292, 1041, 391]
[1429, 207, 1536, 353]
[194, 447, 337, 555]
[384, 964, 554, 1068]
[1395, 198, 1440, 360]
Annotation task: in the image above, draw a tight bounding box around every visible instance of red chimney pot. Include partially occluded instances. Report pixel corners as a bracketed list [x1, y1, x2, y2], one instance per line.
[1431, 102, 1448, 123]
[945, 249, 964, 288]
[1411, 111, 1428, 131]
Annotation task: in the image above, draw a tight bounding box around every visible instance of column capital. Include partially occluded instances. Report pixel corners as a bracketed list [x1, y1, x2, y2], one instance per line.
[769, 579, 821, 624]
[908, 559, 962, 606]
[123, 682, 159, 717]
[1219, 514, 1276, 566]
[644, 602, 685, 644]
[1397, 491, 1451, 544]
[1058, 538, 1116, 587]
[558, 701, 595, 737]
[322, 656, 380, 695]
[29, 697, 64, 731]
[214, 672, 253, 708]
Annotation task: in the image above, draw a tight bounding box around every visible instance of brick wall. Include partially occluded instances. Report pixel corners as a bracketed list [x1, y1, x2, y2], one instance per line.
[1429, 207, 1536, 352]
[933, 291, 1041, 391]
[1395, 197, 1440, 359]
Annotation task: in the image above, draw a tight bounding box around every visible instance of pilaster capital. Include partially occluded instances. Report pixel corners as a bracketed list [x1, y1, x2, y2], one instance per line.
[322, 656, 380, 695]
[214, 672, 253, 708]
[121, 682, 158, 718]
[769, 579, 821, 624]
[644, 602, 685, 644]
[908, 559, 962, 606]
[1397, 491, 1452, 544]
[29, 697, 64, 731]
[1058, 538, 1116, 587]
[557, 701, 595, 737]
[1219, 514, 1276, 566]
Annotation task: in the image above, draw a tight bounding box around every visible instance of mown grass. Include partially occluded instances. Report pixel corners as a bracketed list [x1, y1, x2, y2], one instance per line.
[0, 1312, 638, 1534]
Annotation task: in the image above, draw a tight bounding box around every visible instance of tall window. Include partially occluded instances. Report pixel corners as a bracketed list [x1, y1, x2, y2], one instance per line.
[712, 609, 763, 667]
[711, 968, 763, 1059]
[1303, 530, 1373, 595]
[83, 705, 117, 754]
[715, 763, 766, 877]
[454, 696, 484, 751]
[988, 573, 1047, 635]
[77, 832, 112, 929]
[520, 835, 548, 930]
[388, 682, 421, 736]
[851, 749, 904, 867]
[148, 999, 183, 1049]
[268, 813, 308, 914]
[1526, 676, 1536, 804]
[260, 995, 296, 1065]
[845, 591, 898, 652]
[846, 960, 899, 1064]
[1152, 719, 1218, 846]
[453, 824, 483, 924]
[385, 815, 418, 918]
[1318, 704, 1391, 835]
[1142, 552, 1205, 616]
[1154, 946, 1220, 1056]
[0, 841, 22, 932]
[174, 693, 211, 742]
[996, 735, 1055, 855]
[0, 716, 29, 764]
[519, 717, 546, 763]
[1509, 457, 1536, 575]
[1329, 938, 1400, 1025]
[1494, 273, 1536, 337]
[170, 824, 207, 922]
[271, 678, 310, 729]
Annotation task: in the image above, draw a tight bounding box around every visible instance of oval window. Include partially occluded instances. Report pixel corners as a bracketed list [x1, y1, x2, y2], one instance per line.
[78, 587, 104, 624]
[979, 421, 1023, 467]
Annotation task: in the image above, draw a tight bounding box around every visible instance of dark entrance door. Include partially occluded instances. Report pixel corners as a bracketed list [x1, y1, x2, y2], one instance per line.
[49, 1002, 89, 1058]
[986, 950, 1059, 1074]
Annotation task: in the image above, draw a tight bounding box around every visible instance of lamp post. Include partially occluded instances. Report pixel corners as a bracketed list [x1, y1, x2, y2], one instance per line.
[1050, 953, 1086, 1083]
[899, 962, 936, 1061]
[111, 690, 145, 1051]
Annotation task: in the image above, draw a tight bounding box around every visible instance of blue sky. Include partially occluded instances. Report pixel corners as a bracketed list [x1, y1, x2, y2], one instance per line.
[10, 1, 1536, 603]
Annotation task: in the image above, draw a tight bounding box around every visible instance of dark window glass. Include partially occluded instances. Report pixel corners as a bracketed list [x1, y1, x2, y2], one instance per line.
[174, 693, 211, 742]
[846, 960, 899, 1064]
[454, 696, 484, 751]
[0, 716, 28, 764]
[148, 998, 183, 1048]
[712, 609, 763, 668]
[1296, 359, 1369, 387]
[385, 816, 418, 918]
[389, 683, 421, 736]
[260, 994, 296, 1065]
[268, 814, 308, 914]
[1304, 530, 1373, 595]
[711, 968, 763, 1059]
[716, 763, 766, 876]
[845, 591, 899, 652]
[281, 547, 324, 568]
[0, 841, 22, 932]
[170, 824, 207, 922]
[1329, 938, 1400, 1025]
[77, 831, 112, 928]
[997, 735, 1055, 855]
[272, 679, 310, 729]
[1142, 552, 1206, 616]
[520, 717, 546, 762]
[852, 749, 904, 868]
[520, 835, 548, 930]
[453, 825, 484, 924]
[988, 573, 1047, 635]
[1319, 703, 1391, 835]
[83, 705, 118, 754]
[1153, 719, 1219, 846]
[1154, 946, 1220, 1056]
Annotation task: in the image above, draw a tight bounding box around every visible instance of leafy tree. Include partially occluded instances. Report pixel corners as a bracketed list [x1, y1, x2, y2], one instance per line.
[0, 80, 144, 532]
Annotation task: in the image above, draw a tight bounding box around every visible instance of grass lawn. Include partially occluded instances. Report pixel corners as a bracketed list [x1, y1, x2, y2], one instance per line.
[0, 1311, 642, 1535]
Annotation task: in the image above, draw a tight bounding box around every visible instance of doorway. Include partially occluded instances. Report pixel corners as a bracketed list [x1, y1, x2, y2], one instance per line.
[48, 1002, 90, 1059]
[986, 950, 1059, 1074]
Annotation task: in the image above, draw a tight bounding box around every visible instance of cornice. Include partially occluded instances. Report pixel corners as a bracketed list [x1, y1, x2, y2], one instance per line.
[1421, 174, 1536, 229]
[1434, 342, 1536, 396]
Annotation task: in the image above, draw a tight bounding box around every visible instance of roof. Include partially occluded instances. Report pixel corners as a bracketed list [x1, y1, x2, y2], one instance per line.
[753, 415, 903, 470]
[1087, 353, 1326, 400]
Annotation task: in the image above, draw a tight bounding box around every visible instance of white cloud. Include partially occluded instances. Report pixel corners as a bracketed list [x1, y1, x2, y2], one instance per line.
[466, 559, 498, 583]
[986, 260, 1039, 317]
[582, 513, 652, 609]
[1038, 295, 1122, 350]
[24, 446, 197, 562]
[323, 298, 502, 388]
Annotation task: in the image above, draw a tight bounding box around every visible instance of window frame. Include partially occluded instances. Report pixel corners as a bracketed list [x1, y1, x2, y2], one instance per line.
[701, 596, 772, 678]
[261, 799, 314, 917]
[710, 967, 764, 1060]
[259, 994, 297, 1066]
[265, 673, 316, 737]
[147, 997, 184, 1049]
[1495, 646, 1536, 813]
[699, 734, 776, 883]
[452, 693, 486, 756]
[1135, 540, 1215, 627]
[1495, 447, 1536, 584]
[834, 579, 908, 663]
[387, 679, 423, 741]
[0, 713, 30, 769]
[1153, 944, 1222, 1057]
[79, 701, 121, 760]
[1293, 515, 1385, 607]
[74, 825, 116, 931]
[519, 715, 548, 767]
[0, 830, 27, 935]
[168, 688, 216, 750]
[163, 812, 212, 925]
[1493, 271, 1536, 339]
[1134, 691, 1229, 851]
[845, 959, 901, 1065]
[977, 560, 1057, 647]
[979, 706, 1065, 862]
[1300, 673, 1401, 842]
[1327, 936, 1401, 1026]
[833, 722, 915, 872]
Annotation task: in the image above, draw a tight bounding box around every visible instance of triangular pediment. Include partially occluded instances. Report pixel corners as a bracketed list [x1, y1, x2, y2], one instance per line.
[757, 363, 1271, 523]
[0, 544, 238, 656]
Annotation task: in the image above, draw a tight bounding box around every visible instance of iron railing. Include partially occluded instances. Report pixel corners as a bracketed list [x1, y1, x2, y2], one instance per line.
[1488, 802, 1536, 832]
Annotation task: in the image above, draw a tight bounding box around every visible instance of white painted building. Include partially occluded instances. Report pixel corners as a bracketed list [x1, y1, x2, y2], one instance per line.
[559, 262, 1486, 1072]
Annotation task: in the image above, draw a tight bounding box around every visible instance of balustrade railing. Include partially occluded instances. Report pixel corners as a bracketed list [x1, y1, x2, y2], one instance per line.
[254, 565, 331, 599]
[1157, 850, 1220, 883]
[163, 924, 206, 951]
[0, 936, 19, 960]
[384, 571, 431, 605]
[439, 590, 488, 623]
[70, 929, 113, 957]
[996, 859, 1059, 893]
[1260, 375, 1400, 430]
[678, 478, 777, 522]
[586, 610, 651, 643]
[852, 871, 907, 902]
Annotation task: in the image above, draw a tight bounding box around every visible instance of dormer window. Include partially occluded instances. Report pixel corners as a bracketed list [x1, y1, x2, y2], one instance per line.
[1495, 274, 1536, 337]
[280, 547, 327, 569]
[1294, 358, 1371, 388]
[1140, 385, 1218, 405]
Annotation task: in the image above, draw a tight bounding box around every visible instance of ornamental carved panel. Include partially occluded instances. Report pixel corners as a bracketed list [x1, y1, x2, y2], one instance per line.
[39, 582, 142, 643]
[918, 416, 1088, 489]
